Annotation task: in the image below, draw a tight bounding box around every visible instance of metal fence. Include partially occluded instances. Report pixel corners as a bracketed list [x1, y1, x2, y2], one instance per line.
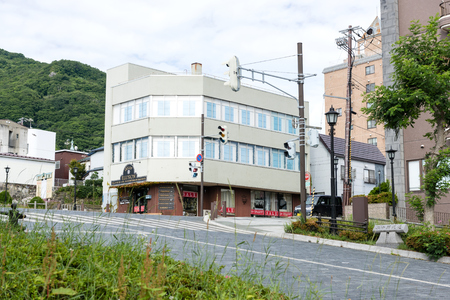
[393, 206, 450, 225]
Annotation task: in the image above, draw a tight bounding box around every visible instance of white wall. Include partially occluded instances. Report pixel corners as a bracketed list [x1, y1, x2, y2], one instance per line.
[0, 156, 55, 186]
[27, 128, 56, 160]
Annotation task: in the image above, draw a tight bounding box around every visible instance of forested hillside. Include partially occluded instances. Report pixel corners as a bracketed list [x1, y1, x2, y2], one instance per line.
[0, 49, 105, 151]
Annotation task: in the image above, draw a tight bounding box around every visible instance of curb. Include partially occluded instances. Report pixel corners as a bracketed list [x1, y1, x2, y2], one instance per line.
[207, 219, 450, 264]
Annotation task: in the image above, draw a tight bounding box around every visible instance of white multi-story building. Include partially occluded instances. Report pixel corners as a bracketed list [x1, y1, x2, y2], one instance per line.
[103, 63, 310, 216]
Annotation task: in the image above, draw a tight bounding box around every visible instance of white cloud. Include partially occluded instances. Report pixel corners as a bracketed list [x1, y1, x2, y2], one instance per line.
[0, 0, 381, 128]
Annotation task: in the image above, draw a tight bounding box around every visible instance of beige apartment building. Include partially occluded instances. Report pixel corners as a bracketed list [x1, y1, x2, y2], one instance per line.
[103, 62, 310, 217]
[323, 17, 385, 155]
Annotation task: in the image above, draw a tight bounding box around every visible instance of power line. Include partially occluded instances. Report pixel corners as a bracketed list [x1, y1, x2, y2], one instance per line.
[241, 54, 297, 66]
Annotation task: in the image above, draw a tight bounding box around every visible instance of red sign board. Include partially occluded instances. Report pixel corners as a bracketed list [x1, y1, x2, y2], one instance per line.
[251, 209, 293, 217]
[183, 191, 198, 198]
[305, 172, 310, 181]
[133, 205, 145, 213]
[219, 207, 236, 214]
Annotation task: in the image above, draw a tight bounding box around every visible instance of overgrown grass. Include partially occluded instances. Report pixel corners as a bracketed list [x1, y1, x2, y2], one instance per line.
[0, 219, 290, 299]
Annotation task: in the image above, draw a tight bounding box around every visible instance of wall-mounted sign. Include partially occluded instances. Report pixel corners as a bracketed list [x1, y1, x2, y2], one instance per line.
[111, 164, 147, 186]
[158, 185, 175, 210]
[250, 209, 292, 217]
[36, 172, 53, 199]
[119, 197, 130, 205]
[183, 191, 198, 198]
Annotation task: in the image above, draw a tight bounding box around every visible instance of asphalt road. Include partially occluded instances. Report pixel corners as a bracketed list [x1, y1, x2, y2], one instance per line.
[4, 208, 450, 300]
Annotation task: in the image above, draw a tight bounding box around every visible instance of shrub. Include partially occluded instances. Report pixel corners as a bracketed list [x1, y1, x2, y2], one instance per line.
[29, 196, 44, 203]
[405, 228, 450, 261]
[405, 193, 424, 222]
[368, 180, 391, 195]
[0, 191, 12, 204]
[339, 230, 367, 241]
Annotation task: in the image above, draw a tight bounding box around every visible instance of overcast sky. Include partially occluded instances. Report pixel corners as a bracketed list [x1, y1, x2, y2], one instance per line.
[0, 0, 381, 128]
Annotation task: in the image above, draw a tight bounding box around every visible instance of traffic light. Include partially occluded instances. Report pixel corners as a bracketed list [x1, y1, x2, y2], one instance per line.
[189, 162, 198, 178]
[284, 141, 296, 159]
[218, 125, 228, 144]
[223, 56, 241, 92]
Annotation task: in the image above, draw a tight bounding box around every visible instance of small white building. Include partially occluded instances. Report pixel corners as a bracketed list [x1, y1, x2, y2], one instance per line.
[310, 134, 385, 197]
[84, 147, 104, 179]
[27, 128, 56, 161]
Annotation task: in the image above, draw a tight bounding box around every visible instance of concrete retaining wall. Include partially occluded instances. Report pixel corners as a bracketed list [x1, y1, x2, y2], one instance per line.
[344, 203, 389, 220]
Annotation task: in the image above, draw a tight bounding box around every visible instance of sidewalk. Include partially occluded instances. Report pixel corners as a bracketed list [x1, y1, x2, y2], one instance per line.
[207, 216, 450, 264]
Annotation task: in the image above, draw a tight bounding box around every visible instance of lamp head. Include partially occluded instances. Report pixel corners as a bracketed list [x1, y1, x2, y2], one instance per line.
[325, 105, 339, 126]
[5, 166, 10, 174]
[386, 147, 397, 160]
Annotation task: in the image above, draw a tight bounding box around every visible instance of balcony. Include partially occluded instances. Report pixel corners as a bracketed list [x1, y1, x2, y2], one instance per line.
[440, 1, 450, 31]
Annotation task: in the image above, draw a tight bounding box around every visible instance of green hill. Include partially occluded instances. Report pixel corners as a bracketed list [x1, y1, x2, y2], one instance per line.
[0, 49, 105, 151]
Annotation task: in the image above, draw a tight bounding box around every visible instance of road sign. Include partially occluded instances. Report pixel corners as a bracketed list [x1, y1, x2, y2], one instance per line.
[305, 172, 310, 181]
[196, 154, 203, 163]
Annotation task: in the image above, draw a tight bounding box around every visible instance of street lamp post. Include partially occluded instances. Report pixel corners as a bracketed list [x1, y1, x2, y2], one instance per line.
[4, 166, 10, 206]
[326, 106, 339, 233]
[386, 147, 397, 219]
[73, 167, 78, 211]
[334, 157, 339, 197]
[378, 170, 381, 193]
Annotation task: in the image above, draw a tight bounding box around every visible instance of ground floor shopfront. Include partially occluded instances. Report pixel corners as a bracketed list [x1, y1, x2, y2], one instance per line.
[112, 182, 300, 217]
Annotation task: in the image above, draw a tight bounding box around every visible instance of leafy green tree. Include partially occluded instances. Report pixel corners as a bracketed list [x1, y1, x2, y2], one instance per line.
[68, 159, 87, 180]
[363, 15, 450, 225]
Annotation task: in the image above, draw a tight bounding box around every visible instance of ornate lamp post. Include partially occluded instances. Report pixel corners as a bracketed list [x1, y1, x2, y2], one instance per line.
[73, 167, 78, 211]
[4, 166, 10, 206]
[386, 147, 397, 219]
[326, 106, 339, 233]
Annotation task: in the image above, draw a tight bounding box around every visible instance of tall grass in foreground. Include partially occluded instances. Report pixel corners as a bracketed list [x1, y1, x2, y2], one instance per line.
[0, 219, 290, 299]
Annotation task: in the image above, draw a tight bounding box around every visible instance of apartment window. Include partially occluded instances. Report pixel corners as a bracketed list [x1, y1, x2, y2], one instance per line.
[135, 137, 148, 159]
[241, 109, 251, 126]
[121, 141, 134, 161]
[183, 101, 196, 116]
[364, 169, 376, 184]
[239, 144, 253, 164]
[272, 113, 283, 132]
[153, 137, 174, 157]
[255, 147, 269, 167]
[408, 160, 421, 191]
[367, 120, 376, 129]
[138, 101, 148, 118]
[122, 104, 133, 122]
[224, 106, 234, 122]
[257, 113, 267, 129]
[341, 166, 356, 180]
[178, 137, 198, 157]
[206, 102, 216, 119]
[368, 137, 377, 145]
[205, 139, 219, 159]
[157, 100, 171, 116]
[222, 142, 237, 162]
[286, 153, 299, 171]
[271, 149, 285, 169]
[365, 65, 375, 75]
[366, 83, 375, 93]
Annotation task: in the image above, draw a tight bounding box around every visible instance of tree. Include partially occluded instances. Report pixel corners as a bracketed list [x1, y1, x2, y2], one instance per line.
[362, 15, 450, 225]
[68, 159, 87, 180]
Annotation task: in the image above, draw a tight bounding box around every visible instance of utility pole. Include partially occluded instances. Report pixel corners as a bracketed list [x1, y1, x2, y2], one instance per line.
[200, 114, 205, 216]
[298, 43, 307, 221]
[343, 25, 353, 208]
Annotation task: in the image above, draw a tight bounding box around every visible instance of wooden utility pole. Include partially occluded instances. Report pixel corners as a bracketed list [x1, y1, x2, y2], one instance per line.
[343, 26, 353, 207]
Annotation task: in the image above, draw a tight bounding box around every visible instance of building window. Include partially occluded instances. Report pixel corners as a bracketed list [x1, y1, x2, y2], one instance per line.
[222, 142, 237, 162]
[367, 120, 376, 129]
[341, 166, 356, 180]
[255, 147, 269, 167]
[183, 100, 196, 116]
[408, 160, 421, 191]
[221, 189, 235, 211]
[153, 137, 175, 157]
[368, 137, 377, 145]
[55, 161, 60, 169]
[366, 83, 375, 93]
[238, 144, 253, 164]
[224, 106, 234, 122]
[257, 113, 267, 129]
[138, 101, 148, 118]
[271, 149, 285, 169]
[241, 109, 251, 125]
[206, 102, 216, 119]
[157, 100, 171, 116]
[121, 141, 134, 161]
[135, 137, 148, 159]
[178, 137, 198, 157]
[205, 139, 219, 159]
[286, 153, 299, 171]
[287, 118, 296, 134]
[364, 169, 376, 184]
[365, 65, 375, 75]
[122, 105, 133, 122]
[272, 113, 283, 132]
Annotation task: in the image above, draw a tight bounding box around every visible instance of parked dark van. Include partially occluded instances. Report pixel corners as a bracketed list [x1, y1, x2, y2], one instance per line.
[293, 195, 343, 217]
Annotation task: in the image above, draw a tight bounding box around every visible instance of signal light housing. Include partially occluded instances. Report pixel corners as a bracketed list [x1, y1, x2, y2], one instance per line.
[218, 125, 228, 144]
